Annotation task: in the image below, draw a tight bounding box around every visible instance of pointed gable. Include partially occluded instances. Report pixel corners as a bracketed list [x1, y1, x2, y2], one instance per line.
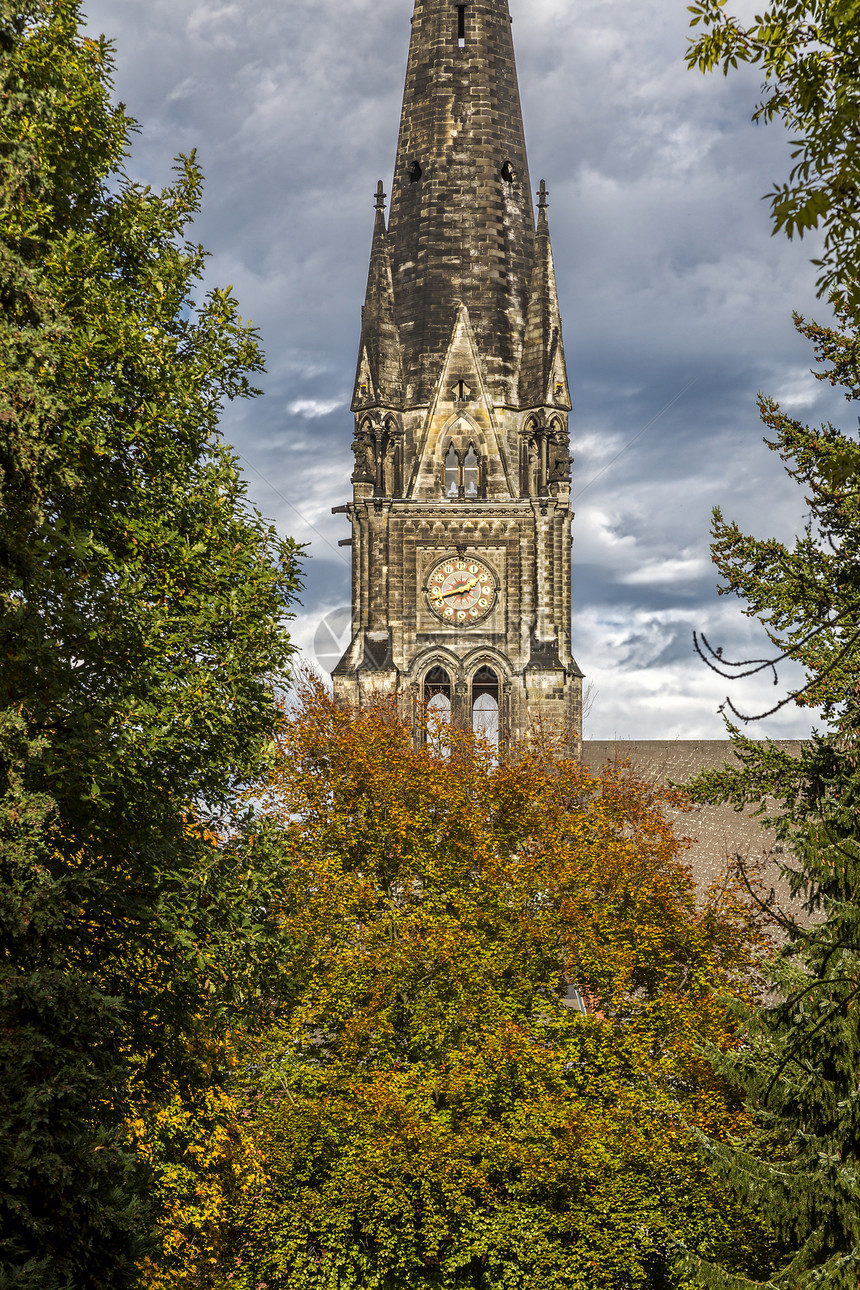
[351, 182, 404, 413]
[519, 182, 571, 411]
[410, 304, 516, 501]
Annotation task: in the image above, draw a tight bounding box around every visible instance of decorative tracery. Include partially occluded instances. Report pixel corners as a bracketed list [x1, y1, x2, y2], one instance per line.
[442, 438, 485, 500]
[351, 416, 404, 497]
[519, 416, 572, 497]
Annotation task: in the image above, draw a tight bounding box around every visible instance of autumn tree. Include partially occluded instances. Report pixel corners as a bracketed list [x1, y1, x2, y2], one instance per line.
[129, 1067, 266, 1290]
[0, 2, 301, 1285]
[221, 679, 774, 1290]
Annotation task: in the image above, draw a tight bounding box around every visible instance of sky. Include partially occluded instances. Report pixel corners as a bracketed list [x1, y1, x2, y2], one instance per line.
[80, 0, 846, 740]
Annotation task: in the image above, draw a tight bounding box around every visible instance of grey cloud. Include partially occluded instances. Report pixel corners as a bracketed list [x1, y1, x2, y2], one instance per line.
[81, 0, 840, 738]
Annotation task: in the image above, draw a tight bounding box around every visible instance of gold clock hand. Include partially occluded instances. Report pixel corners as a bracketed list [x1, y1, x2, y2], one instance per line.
[434, 576, 478, 600]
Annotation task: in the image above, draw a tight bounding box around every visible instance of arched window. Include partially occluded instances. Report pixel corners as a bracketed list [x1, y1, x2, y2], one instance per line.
[392, 439, 403, 497]
[428, 691, 451, 720]
[424, 666, 452, 718]
[423, 667, 452, 753]
[444, 438, 481, 500]
[444, 445, 459, 498]
[472, 666, 499, 748]
[463, 444, 479, 499]
[383, 420, 402, 497]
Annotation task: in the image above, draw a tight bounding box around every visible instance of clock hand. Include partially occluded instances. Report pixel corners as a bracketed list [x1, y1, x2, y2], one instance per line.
[434, 576, 479, 600]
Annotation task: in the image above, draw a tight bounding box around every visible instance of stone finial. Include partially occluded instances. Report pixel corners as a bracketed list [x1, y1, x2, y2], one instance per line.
[520, 178, 570, 410]
[350, 179, 403, 413]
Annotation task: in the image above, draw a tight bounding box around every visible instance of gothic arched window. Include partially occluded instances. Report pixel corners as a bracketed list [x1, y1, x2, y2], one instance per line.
[423, 666, 452, 753]
[464, 444, 479, 499]
[444, 438, 481, 500]
[424, 666, 452, 716]
[472, 666, 499, 748]
[444, 445, 459, 498]
[383, 419, 403, 497]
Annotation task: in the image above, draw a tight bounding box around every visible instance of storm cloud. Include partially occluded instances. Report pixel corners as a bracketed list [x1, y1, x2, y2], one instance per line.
[80, 0, 841, 737]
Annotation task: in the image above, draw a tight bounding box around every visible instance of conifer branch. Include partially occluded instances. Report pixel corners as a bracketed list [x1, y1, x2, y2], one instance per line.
[694, 618, 860, 722]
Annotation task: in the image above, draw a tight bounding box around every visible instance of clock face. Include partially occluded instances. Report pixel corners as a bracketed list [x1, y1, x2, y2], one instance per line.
[425, 556, 497, 625]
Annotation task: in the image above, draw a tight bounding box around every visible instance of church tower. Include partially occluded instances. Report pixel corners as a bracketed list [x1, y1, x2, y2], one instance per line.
[333, 0, 582, 746]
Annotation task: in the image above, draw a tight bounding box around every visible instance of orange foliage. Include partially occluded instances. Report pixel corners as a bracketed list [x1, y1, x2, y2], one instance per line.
[223, 677, 774, 1289]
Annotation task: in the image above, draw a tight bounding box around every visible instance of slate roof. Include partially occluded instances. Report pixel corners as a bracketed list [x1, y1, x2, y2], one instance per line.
[582, 740, 808, 919]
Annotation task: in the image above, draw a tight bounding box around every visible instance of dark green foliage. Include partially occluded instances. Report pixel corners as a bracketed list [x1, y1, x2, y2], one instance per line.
[685, 313, 860, 1290]
[0, 1, 302, 1283]
[0, 973, 146, 1289]
[687, 755, 860, 1290]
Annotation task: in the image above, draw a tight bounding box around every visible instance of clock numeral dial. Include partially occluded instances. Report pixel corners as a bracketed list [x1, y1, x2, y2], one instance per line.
[425, 556, 497, 625]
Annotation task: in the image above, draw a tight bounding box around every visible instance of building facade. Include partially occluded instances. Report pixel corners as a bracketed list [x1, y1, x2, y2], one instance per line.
[333, 0, 582, 746]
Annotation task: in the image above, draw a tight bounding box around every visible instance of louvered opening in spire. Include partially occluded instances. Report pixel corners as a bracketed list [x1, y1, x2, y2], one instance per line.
[386, 0, 535, 406]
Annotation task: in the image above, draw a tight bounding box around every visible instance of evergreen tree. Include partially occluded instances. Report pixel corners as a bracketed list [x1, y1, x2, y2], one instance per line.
[686, 309, 860, 1290]
[0, 2, 302, 1285]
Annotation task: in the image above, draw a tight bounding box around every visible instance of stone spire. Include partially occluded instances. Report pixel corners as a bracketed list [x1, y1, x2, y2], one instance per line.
[352, 182, 404, 412]
[334, 0, 583, 750]
[386, 0, 535, 406]
[519, 181, 570, 410]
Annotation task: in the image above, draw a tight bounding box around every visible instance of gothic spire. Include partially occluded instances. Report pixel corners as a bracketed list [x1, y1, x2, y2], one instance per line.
[352, 182, 404, 413]
[386, 0, 535, 406]
[350, 181, 404, 410]
[519, 181, 570, 410]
